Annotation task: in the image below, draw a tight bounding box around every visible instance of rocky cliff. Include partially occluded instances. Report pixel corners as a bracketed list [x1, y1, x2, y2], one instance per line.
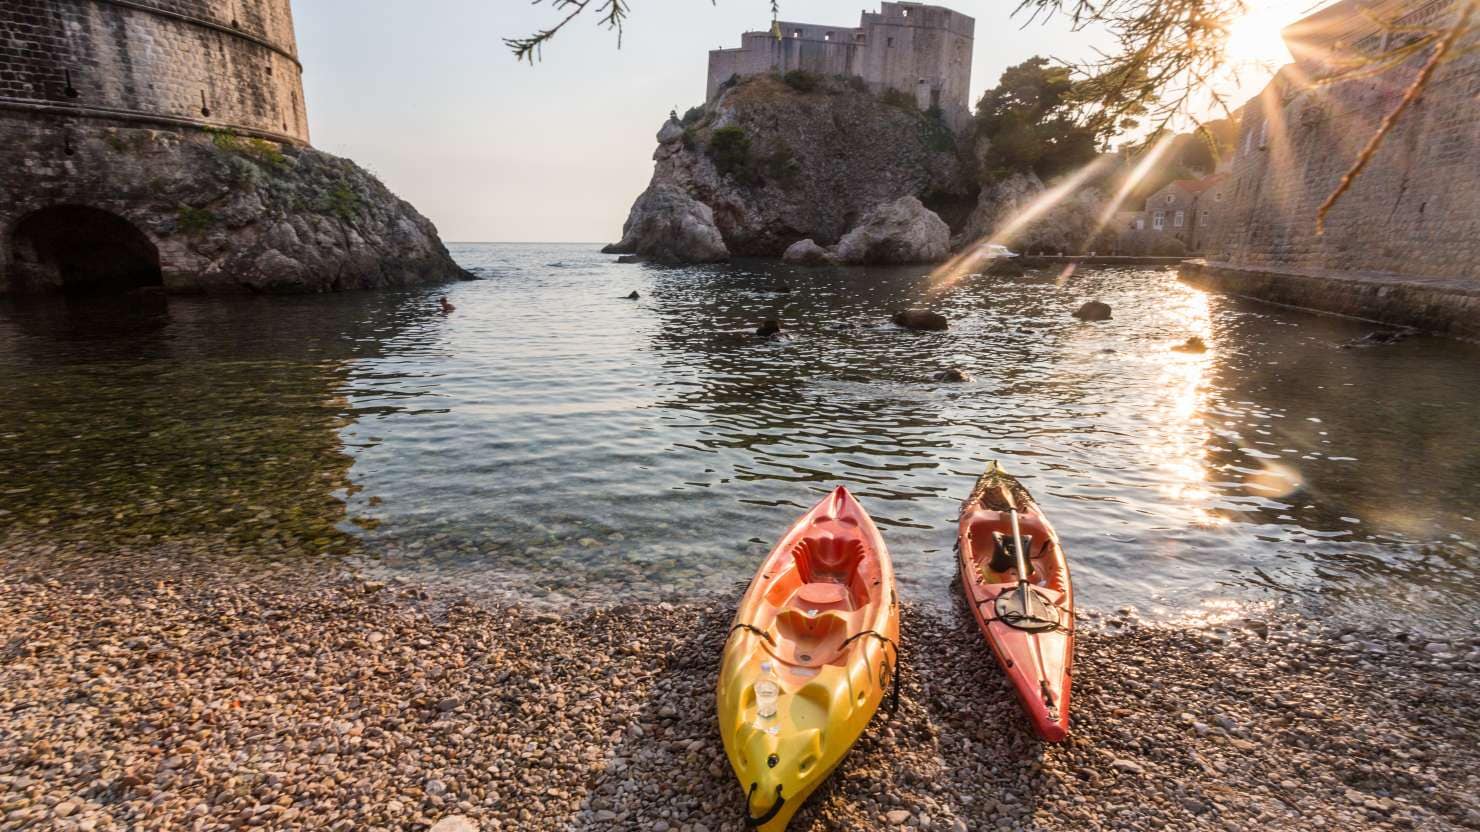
[0, 117, 468, 294]
[606, 74, 972, 263]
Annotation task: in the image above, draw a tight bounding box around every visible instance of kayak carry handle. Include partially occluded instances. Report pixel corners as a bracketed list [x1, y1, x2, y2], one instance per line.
[745, 783, 786, 827]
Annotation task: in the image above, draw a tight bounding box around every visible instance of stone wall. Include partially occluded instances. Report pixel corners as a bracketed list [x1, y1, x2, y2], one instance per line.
[1213, 25, 1480, 280]
[0, 0, 308, 144]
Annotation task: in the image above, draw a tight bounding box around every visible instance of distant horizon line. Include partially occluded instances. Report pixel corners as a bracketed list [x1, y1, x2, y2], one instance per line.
[448, 241, 606, 245]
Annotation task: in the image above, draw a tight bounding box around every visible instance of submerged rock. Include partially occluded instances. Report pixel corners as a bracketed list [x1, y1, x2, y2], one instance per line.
[984, 258, 1026, 277]
[783, 239, 835, 266]
[1172, 336, 1208, 353]
[1339, 330, 1412, 349]
[933, 367, 972, 382]
[836, 197, 951, 265]
[1073, 301, 1113, 322]
[616, 255, 641, 264]
[892, 310, 949, 331]
[605, 185, 729, 265]
[755, 318, 783, 337]
[625, 290, 640, 300]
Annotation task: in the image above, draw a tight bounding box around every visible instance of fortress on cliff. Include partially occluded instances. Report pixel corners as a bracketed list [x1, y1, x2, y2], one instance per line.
[0, 0, 460, 295]
[707, 2, 974, 128]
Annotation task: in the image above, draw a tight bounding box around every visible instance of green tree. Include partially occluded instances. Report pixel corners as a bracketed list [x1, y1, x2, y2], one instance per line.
[973, 58, 1100, 183]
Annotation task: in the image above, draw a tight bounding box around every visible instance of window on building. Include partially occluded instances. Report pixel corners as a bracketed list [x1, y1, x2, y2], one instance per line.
[1153, 211, 1165, 230]
[855, 33, 866, 42]
[1165, 194, 1175, 205]
[902, 8, 910, 17]
[1135, 217, 1145, 230]
[792, 29, 802, 38]
[1174, 210, 1185, 228]
[1200, 210, 1210, 227]
[887, 37, 894, 47]
[824, 31, 834, 41]
[1214, 191, 1223, 202]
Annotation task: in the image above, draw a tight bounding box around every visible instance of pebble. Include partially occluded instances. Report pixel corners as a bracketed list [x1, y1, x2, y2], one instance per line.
[0, 543, 1475, 832]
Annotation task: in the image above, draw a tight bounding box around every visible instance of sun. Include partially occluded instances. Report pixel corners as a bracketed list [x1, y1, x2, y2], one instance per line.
[1224, 3, 1297, 67]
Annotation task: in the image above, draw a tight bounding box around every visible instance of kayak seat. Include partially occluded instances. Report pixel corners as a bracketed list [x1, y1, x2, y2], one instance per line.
[965, 512, 1062, 588]
[989, 532, 1035, 575]
[769, 608, 853, 667]
[789, 535, 870, 609]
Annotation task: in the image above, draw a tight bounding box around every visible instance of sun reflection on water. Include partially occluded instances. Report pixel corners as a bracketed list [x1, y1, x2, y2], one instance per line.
[1147, 289, 1224, 528]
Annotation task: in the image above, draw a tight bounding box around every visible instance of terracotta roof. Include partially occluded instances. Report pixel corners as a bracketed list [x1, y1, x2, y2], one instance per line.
[1173, 173, 1229, 195]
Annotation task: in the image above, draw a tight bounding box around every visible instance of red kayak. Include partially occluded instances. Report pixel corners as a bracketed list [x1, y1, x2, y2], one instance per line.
[957, 462, 1075, 741]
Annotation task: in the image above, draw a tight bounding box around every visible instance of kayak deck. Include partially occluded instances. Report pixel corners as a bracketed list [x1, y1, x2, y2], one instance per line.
[718, 486, 899, 831]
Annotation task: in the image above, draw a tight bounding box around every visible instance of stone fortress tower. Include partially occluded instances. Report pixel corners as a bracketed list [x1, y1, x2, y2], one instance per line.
[707, 2, 975, 129]
[0, 0, 309, 145]
[0, 0, 462, 295]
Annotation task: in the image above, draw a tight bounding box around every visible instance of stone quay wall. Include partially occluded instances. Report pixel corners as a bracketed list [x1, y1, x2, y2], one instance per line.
[0, 0, 308, 145]
[1213, 27, 1480, 282]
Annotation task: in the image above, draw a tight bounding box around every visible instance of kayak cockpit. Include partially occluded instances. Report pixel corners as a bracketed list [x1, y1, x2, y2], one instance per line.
[961, 510, 1069, 596]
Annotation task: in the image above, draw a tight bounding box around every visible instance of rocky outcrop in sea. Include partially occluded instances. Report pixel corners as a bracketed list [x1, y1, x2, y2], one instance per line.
[607, 74, 971, 264]
[0, 121, 468, 294]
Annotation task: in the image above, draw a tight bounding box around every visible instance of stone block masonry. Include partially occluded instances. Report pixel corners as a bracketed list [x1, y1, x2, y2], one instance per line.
[0, 0, 308, 145]
[1186, 0, 1479, 337]
[1214, 42, 1480, 281]
[707, 2, 974, 130]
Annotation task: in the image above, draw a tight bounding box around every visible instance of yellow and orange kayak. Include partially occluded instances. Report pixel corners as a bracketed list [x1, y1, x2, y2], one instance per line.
[957, 462, 1075, 741]
[717, 486, 900, 831]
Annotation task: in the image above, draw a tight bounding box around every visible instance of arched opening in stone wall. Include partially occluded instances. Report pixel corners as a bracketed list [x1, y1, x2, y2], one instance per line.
[10, 206, 163, 294]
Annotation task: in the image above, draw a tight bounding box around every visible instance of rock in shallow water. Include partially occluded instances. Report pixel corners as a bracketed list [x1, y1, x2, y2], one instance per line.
[836, 197, 950, 265]
[604, 184, 729, 265]
[783, 239, 835, 266]
[1073, 301, 1113, 321]
[893, 310, 949, 331]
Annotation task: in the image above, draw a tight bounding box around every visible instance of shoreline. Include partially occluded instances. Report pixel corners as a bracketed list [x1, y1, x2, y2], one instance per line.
[1178, 258, 1480, 341]
[3, 542, 1478, 831]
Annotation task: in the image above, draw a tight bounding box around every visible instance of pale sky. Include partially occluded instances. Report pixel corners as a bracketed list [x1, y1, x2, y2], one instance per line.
[294, 1, 1299, 244]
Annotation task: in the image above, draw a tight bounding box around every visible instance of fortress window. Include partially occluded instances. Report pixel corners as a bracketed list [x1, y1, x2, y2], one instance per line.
[825, 32, 834, 41]
[855, 33, 866, 42]
[792, 29, 802, 38]
[902, 8, 910, 17]
[887, 37, 895, 47]
[1174, 210, 1185, 228]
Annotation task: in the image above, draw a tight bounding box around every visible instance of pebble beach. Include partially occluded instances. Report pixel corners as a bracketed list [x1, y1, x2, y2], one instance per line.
[3, 536, 1478, 832]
